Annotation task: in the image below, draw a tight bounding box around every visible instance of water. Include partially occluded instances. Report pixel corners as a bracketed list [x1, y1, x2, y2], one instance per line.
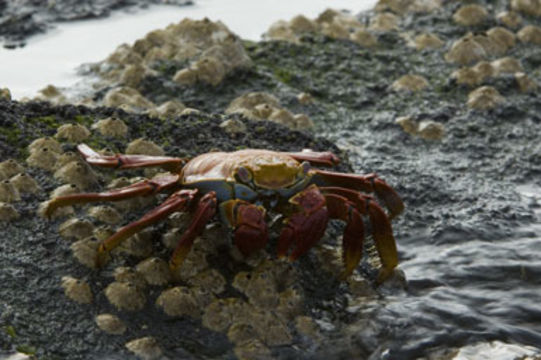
[0, 0, 375, 100]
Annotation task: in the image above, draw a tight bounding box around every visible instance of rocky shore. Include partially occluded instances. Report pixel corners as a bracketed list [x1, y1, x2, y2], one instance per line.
[2, 0, 541, 359]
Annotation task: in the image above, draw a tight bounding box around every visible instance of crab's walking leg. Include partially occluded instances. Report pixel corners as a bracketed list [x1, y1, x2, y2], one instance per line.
[323, 193, 364, 278]
[78, 144, 187, 172]
[96, 188, 199, 267]
[312, 169, 404, 218]
[220, 200, 268, 257]
[283, 150, 340, 167]
[169, 191, 217, 270]
[277, 184, 329, 261]
[44, 174, 180, 218]
[321, 186, 398, 283]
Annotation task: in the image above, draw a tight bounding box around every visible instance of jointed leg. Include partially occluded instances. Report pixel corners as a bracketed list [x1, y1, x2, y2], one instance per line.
[44, 174, 180, 218]
[169, 191, 217, 269]
[220, 199, 268, 257]
[283, 150, 340, 167]
[78, 144, 187, 172]
[96, 188, 199, 266]
[312, 169, 404, 218]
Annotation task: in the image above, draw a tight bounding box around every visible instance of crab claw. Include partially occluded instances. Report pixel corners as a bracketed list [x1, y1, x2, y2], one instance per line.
[277, 185, 329, 260]
[220, 200, 268, 257]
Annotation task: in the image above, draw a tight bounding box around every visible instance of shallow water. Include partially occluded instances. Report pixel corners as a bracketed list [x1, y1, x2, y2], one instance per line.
[0, 0, 375, 99]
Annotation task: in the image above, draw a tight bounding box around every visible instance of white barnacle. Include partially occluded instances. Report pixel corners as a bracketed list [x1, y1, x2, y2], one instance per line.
[61, 276, 93, 304]
[105, 281, 146, 311]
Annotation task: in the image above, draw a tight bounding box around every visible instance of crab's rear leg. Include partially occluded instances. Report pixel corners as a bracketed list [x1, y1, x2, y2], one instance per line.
[277, 184, 329, 261]
[220, 199, 268, 257]
[311, 169, 404, 219]
[44, 174, 180, 218]
[96, 188, 199, 267]
[78, 144, 187, 172]
[283, 150, 341, 167]
[321, 187, 398, 283]
[169, 192, 217, 270]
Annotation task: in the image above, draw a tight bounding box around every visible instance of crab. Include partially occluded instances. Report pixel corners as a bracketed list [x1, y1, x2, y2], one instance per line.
[45, 145, 404, 282]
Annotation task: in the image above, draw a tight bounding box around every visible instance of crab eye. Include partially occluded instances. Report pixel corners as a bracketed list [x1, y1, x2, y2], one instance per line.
[235, 166, 252, 183]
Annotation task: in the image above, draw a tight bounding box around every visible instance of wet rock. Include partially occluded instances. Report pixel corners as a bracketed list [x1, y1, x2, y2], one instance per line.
[105, 281, 146, 311]
[55, 124, 91, 142]
[453, 5, 489, 27]
[92, 116, 129, 138]
[467, 86, 505, 110]
[95, 314, 126, 335]
[125, 337, 162, 360]
[61, 276, 93, 304]
[0, 202, 19, 222]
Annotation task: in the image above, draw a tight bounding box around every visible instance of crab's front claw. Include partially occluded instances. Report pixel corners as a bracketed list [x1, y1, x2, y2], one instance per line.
[372, 177, 404, 219]
[277, 184, 329, 260]
[220, 200, 268, 257]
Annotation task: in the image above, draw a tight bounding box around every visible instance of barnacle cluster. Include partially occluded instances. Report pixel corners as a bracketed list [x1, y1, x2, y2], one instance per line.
[0, 158, 40, 221]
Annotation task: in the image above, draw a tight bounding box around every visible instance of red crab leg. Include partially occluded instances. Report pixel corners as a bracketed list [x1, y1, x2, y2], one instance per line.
[283, 150, 340, 167]
[44, 174, 180, 218]
[220, 200, 268, 257]
[323, 193, 365, 278]
[322, 187, 398, 283]
[78, 144, 187, 172]
[311, 169, 405, 218]
[169, 191, 217, 270]
[277, 184, 329, 261]
[96, 188, 199, 267]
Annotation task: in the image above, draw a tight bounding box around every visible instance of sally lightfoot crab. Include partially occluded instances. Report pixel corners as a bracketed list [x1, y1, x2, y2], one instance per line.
[45, 145, 404, 282]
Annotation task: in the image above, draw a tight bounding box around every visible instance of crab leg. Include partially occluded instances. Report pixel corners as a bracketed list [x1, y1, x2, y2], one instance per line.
[283, 150, 340, 167]
[44, 174, 180, 218]
[277, 184, 329, 261]
[311, 169, 404, 218]
[78, 144, 187, 172]
[220, 199, 268, 257]
[321, 186, 398, 283]
[323, 193, 365, 278]
[169, 191, 217, 270]
[96, 188, 199, 267]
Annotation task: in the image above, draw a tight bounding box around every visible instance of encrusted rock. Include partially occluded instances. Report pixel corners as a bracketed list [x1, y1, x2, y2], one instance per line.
[54, 161, 98, 189]
[55, 124, 91, 142]
[0, 159, 25, 179]
[491, 57, 523, 75]
[105, 281, 146, 311]
[71, 237, 101, 269]
[126, 138, 165, 156]
[295, 315, 321, 339]
[28, 137, 63, 155]
[517, 25, 541, 45]
[220, 119, 247, 136]
[95, 314, 127, 335]
[0, 180, 20, 203]
[391, 74, 428, 92]
[202, 297, 247, 332]
[58, 218, 95, 241]
[511, 0, 541, 17]
[9, 173, 40, 194]
[0, 202, 19, 222]
[276, 288, 304, 320]
[418, 120, 445, 140]
[92, 116, 129, 138]
[445, 37, 487, 65]
[61, 276, 93, 304]
[369, 12, 399, 31]
[103, 86, 155, 110]
[413, 33, 444, 50]
[135, 257, 171, 286]
[453, 4, 488, 26]
[156, 286, 200, 318]
[125, 337, 162, 360]
[395, 116, 419, 135]
[26, 148, 59, 171]
[496, 11, 522, 29]
[515, 72, 538, 93]
[467, 86, 505, 110]
[87, 206, 122, 224]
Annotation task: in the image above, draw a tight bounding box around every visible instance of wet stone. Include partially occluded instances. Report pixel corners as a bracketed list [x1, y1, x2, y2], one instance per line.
[61, 276, 93, 304]
[95, 313, 127, 335]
